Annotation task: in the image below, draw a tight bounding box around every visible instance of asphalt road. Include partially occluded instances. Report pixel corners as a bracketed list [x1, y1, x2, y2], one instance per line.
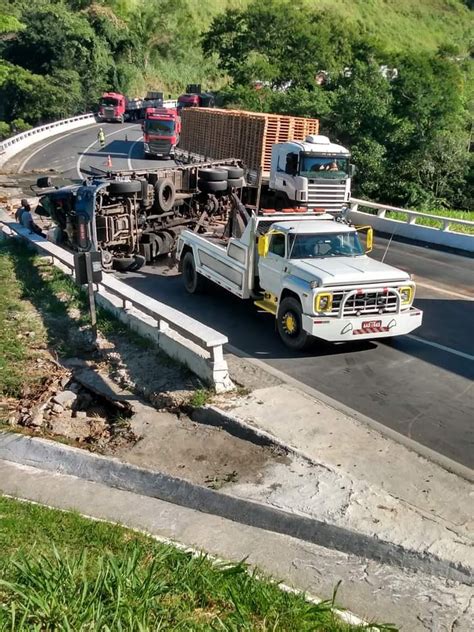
[8, 122, 474, 469]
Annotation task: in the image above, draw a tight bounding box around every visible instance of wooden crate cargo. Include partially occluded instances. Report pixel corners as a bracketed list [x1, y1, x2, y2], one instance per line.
[179, 108, 319, 174]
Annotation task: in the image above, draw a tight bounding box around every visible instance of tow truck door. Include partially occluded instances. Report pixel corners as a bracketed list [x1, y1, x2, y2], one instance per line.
[258, 232, 287, 296]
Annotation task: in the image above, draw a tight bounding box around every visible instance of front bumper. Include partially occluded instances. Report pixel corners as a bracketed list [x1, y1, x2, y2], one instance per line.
[302, 307, 423, 342]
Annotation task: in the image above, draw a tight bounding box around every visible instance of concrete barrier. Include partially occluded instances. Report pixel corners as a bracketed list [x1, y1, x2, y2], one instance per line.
[0, 211, 233, 392]
[349, 198, 474, 254]
[0, 114, 97, 168]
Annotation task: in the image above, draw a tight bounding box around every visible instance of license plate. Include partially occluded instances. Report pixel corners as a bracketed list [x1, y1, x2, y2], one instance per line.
[362, 320, 382, 330]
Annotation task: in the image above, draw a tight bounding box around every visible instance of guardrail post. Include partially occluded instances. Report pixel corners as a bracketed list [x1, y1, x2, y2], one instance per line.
[158, 318, 170, 333]
[407, 213, 417, 225]
[209, 345, 233, 393]
[442, 220, 451, 232]
[377, 208, 387, 218]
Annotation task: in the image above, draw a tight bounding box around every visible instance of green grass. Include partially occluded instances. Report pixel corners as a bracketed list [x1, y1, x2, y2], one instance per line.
[189, 388, 213, 408]
[186, 0, 471, 55]
[0, 242, 46, 401]
[361, 207, 474, 234]
[0, 496, 395, 630]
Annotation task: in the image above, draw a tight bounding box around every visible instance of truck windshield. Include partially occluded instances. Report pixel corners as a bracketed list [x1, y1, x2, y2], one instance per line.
[101, 97, 119, 107]
[300, 155, 349, 179]
[145, 119, 175, 134]
[288, 232, 364, 259]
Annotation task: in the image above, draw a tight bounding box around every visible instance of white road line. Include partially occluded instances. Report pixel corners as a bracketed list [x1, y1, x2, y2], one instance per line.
[127, 136, 143, 170]
[406, 335, 474, 361]
[415, 281, 474, 301]
[18, 123, 98, 173]
[76, 125, 136, 179]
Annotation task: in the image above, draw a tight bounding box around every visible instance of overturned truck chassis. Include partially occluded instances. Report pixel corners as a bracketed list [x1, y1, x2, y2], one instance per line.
[39, 159, 244, 271]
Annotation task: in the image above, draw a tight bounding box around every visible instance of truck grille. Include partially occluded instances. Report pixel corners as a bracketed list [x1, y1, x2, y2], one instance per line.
[329, 289, 399, 316]
[103, 107, 115, 119]
[149, 140, 172, 155]
[307, 182, 347, 213]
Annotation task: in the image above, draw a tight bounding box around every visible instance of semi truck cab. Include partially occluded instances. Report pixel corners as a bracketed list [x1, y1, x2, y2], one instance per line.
[269, 135, 353, 214]
[98, 92, 126, 123]
[143, 107, 181, 158]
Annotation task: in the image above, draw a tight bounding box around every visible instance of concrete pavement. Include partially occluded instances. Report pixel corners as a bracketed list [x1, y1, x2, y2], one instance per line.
[1, 459, 472, 631]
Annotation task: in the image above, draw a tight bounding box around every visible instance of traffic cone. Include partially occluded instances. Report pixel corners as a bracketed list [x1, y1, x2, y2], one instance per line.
[105, 155, 112, 168]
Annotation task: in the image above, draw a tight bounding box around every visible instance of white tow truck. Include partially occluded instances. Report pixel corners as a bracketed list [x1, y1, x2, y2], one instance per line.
[176, 205, 423, 349]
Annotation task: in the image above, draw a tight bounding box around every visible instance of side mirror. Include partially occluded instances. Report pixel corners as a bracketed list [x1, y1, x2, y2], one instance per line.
[356, 225, 373, 252]
[36, 176, 52, 188]
[258, 234, 269, 257]
[366, 227, 373, 252]
[349, 163, 357, 177]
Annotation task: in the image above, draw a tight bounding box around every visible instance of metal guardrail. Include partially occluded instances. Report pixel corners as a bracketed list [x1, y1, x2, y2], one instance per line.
[349, 198, 474, 253]
[0, 211, 233, 392]
[350, 198, 474, 232]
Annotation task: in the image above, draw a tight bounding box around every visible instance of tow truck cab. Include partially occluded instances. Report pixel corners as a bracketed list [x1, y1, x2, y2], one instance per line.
[176, 210, 423, 349]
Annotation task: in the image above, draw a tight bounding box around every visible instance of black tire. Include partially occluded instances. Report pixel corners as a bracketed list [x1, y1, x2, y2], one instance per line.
[224, 166, 244, 179]
[227, 177, 243, 189]
[182, 251, 206, 293]
[198, 178, 228, 193]
[198, 168, 227, 182]
[113, 257, 136, 272]
[277, 297, 311, 350]
[128, 254, 146, 272]
[108, 180, 142, 196]
[153, 178, 176, 213]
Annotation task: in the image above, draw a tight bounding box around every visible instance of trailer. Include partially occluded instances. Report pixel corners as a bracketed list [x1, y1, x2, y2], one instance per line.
[98, 92, 164, 123]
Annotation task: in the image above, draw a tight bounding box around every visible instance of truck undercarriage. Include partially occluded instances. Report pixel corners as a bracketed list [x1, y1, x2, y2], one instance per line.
[37, 160, 245, 272]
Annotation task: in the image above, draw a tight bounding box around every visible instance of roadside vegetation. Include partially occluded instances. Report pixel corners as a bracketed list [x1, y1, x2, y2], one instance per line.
[360, 208, 474, 234]
[0, 0, 472, 211]
[0, 238, 198, 439]
[0, 495, 396, 630]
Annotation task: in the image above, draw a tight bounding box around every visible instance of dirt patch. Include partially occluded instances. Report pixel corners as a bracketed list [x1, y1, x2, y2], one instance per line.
[117, 407, 288, 488]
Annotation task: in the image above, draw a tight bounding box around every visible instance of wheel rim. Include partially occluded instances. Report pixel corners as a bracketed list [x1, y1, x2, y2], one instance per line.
[282, 311, 298, 335]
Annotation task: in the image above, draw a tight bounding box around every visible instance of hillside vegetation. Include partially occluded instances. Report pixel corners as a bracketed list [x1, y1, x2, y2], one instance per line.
[0, 0, 472, 210]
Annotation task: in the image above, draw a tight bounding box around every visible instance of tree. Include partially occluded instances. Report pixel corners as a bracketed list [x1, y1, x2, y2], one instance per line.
[203, 0, 356, 89]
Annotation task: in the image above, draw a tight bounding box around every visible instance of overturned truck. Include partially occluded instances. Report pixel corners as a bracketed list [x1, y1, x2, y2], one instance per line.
[35, 161, 245, 271]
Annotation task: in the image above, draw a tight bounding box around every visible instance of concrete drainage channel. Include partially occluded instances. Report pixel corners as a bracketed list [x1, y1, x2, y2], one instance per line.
[0, 426, 471, 587]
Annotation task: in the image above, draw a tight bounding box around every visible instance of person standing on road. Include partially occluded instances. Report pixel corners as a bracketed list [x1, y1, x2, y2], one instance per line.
[15, 198, 30, 223]
[98, 127, 105, 149]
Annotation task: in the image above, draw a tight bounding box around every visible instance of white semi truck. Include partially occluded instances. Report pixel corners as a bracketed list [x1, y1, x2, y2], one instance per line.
[178, 109, 353, 214]
[176, 205, 423, 349]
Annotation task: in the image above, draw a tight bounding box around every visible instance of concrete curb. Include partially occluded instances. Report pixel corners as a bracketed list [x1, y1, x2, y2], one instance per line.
[0, 431, 472, 586]
[226, 344, 474, 483]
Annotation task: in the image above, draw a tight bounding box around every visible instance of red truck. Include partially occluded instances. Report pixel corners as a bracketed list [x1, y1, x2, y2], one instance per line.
[142, 107, 181, 159]
[98, 92, 126, 123]
[98, 91, 164, 123]
[177, 84, 215, 112]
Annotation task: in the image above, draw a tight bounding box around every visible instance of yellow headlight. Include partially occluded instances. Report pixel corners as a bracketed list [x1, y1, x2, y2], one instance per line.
[315, 293, 333, 311]
[399, 286, 413, 304]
